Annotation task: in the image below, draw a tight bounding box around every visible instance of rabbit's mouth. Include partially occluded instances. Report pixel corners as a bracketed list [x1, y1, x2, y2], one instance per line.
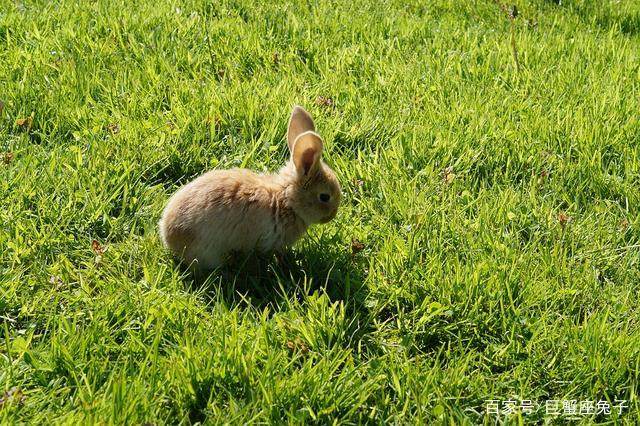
[319, 209, 337, 223]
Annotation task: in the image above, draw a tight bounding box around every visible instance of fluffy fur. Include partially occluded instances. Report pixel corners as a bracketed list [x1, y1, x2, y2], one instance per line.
[159, 105, 341, 270]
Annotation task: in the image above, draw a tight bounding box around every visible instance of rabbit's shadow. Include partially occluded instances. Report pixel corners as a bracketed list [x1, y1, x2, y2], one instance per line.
[182, 243, 369, 313]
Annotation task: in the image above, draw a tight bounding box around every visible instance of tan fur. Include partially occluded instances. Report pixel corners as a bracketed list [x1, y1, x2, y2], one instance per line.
[159, 105, 341, 270]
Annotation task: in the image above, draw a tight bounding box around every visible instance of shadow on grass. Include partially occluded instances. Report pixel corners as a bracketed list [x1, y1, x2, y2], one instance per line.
[596, 12, 640, 36]
[550, 1, 640, 37]
[180, 243, 370, 317]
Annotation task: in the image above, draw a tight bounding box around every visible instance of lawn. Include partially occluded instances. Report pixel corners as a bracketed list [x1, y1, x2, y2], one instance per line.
[1, 0, 640, 423]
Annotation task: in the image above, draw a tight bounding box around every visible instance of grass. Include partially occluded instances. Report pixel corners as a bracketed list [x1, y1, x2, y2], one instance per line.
[1, 0, 640, 423]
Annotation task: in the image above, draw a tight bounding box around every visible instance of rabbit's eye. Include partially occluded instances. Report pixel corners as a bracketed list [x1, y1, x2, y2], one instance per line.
[319, 193, 331, 203]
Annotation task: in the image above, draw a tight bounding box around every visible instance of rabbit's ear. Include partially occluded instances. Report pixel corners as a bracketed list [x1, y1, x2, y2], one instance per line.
[292, 132, 323, 177]
[287, 105, 315, 151]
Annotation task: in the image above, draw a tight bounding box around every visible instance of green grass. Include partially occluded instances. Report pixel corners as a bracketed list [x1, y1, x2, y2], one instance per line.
[1, 0, 640, 423]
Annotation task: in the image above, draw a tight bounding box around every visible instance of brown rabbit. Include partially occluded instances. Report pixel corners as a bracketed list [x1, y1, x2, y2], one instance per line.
[159, 105, 341, 270]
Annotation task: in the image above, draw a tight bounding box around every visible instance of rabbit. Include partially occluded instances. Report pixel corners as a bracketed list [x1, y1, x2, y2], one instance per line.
[159, 105, 341, 270]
